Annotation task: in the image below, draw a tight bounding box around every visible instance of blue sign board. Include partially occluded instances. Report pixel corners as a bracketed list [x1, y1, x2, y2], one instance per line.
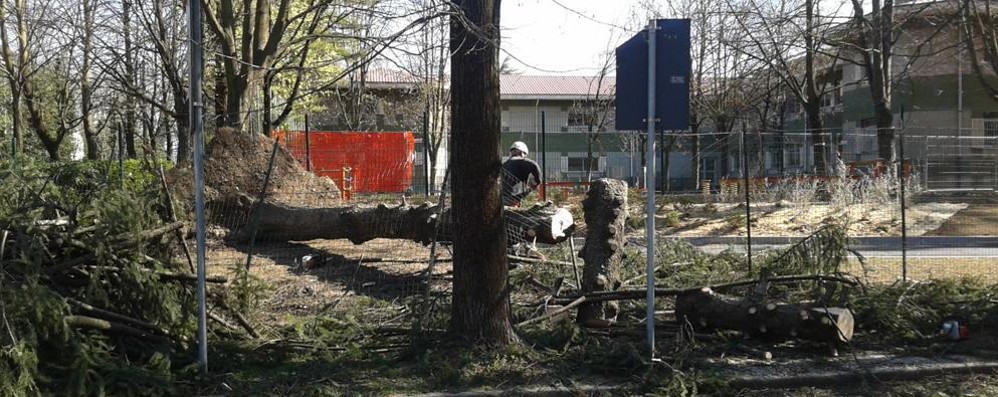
[615, 19, 691, 131]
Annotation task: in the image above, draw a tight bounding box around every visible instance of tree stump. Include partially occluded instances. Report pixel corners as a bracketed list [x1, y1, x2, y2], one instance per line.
[577, 178, 628, 327]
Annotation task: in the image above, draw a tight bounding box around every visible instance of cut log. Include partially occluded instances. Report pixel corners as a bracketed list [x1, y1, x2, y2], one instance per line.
[218, 194, 575, 245]
[577, 179, 628, 327]
[675, 287, 854, 344]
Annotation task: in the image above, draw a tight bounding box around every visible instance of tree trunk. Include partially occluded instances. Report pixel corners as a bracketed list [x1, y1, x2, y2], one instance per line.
[81, 0, 97, 160]
[122, 0, 137, 158]
[804, 106, 826, 175]
[9, 89, 23, 156]
[676, 287, 854, 344]
[577, 179, 627, 327]
[213, 52, 227, 132]
[448, 0, 517, 345]
[174, 90, 190, 163]
[219, 196, 574, 247]
[876, 105, 895, 162]
[803, 0, 826, 175]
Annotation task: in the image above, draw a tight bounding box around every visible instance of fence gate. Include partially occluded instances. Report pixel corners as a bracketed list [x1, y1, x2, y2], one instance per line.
[923, 135, 998, 192]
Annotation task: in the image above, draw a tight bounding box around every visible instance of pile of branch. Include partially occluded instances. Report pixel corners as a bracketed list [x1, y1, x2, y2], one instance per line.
[2, 214, 252, 343]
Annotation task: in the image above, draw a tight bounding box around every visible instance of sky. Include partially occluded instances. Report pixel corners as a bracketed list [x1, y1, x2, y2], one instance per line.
[500, 0, 648, 76]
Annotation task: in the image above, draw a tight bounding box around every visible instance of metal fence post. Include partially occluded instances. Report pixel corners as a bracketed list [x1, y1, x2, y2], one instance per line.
[742, 130, 752, 274]
[304, 114, 311, 172]
[423, 111, 430, 196]
[188, 0, 208, 373]
[899, 130, 908, 282]
[644, 19, 658, 358]
[541, 111, 546, 201]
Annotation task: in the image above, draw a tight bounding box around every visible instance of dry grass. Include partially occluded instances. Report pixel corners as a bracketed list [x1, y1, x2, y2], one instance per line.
[845, 257, 998, 284]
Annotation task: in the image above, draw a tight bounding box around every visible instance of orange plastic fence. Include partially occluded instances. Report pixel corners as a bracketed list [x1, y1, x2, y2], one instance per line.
[272, 130, 415, 194]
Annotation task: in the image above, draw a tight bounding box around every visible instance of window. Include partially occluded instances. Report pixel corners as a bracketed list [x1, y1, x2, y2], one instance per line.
[985, 112, 998, 140]
[567, 110, 587, 127]
[820, 87, 841, 108]
[567, 156, 599, 172]
[785, 144, 802, 168]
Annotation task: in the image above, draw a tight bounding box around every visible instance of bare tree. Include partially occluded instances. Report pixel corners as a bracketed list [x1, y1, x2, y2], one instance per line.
[571, 51, 614, 183]
[0, 0, 30, 156]
[1, 0, 83, 161]
[849, 0, 897, 161]
[79, 0, 98, 159]
[448, 0, 517, 345]
[100, 0, 190, 162]
[728, 0, 842, 174]
[201, 0, 369, 130]
[962, 0, 998, 103]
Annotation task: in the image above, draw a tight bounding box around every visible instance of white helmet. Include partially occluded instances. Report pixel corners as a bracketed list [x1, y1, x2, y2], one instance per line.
[510, 141, 529, 155]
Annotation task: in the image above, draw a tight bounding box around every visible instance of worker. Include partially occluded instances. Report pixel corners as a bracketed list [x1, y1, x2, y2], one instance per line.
[501, 141, 542, 207]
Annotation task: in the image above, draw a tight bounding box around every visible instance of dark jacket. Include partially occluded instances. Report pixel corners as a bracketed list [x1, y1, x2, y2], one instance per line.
[501, 157, 542, 205]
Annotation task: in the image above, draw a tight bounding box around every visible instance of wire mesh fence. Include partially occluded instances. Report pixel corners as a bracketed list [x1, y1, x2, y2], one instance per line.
[182, 117, 998, 349]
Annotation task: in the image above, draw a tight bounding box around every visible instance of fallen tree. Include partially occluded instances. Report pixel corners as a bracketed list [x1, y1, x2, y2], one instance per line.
[675, 287, 854, 344]
[219, 194, 576, 245]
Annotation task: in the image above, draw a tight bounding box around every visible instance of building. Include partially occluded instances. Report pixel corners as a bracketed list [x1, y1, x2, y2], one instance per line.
[499, 75, 698, 189]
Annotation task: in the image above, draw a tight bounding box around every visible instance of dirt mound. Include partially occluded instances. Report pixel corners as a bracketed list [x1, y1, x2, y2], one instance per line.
[171, 128, 340, 207]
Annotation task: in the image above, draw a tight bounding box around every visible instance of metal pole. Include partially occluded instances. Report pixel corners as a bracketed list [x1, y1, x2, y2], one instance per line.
[899, 131, 908, 282]
[644, 19, 658, 357]
[742, 130, 753, 274]
[188, 0, 208, 373]
[304, 114, 311, 172]
[659, 129, 665, 194]
[541, 111, 547, 201]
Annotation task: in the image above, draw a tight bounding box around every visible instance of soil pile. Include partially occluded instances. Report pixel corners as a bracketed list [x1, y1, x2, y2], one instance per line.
[172, 128, 340, 207]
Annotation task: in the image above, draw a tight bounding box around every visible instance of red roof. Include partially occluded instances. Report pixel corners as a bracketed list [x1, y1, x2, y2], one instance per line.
[500, 75, 615, 99]
[363, 68, 424, 85]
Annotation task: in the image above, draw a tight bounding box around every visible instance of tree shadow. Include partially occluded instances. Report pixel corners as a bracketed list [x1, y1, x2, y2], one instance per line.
[229, 239, 440, 302]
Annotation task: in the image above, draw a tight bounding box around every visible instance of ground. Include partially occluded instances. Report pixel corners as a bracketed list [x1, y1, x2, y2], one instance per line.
[196, 227, 998, 396]
[193, 134, 998, 395]
[926, 203, 998, 236]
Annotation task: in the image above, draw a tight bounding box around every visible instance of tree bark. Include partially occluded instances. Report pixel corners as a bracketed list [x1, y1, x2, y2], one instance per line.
[448, 0, 516, 345]
[219, 195, 574, 247]
[577, 179, 627, 327]
[676, 287, 854, 344]
[82, 0, 98, 160]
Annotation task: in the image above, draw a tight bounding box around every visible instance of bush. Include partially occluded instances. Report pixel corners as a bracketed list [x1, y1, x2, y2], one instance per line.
[49, 159, 172, 193]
